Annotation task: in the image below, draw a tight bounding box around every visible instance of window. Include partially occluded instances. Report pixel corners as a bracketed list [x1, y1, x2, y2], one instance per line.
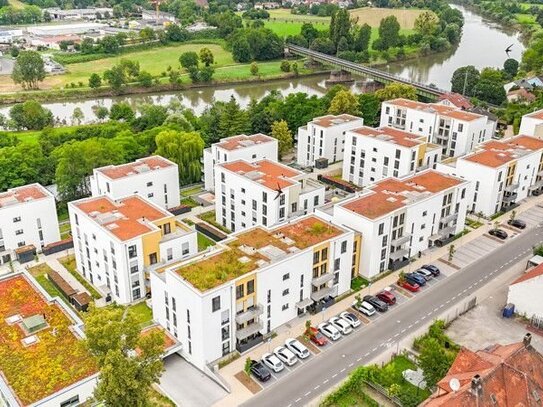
[321, 247, 328, 261]
[149, 252, 157, 264]
[422, 211, 427, 217]
[378, 223, 384, 235]
[212, 296, 220, 312]
[163, 223, 171, 235]
[279, 208, 285, 219]
[247, 279, 255, 294]
[182, 242, 189, 256]
[252, 200, 257, 210]
[128, 245, 137, 258]
[167, 248, 173, 261]
[15, 229, 23, 236]
[282, 288, 289, 296]
[282, 304, 289, 311]
[222, 341, 230, 355]
[236, 284, 244, 299]
[313, 195, 319, 206]
[13, 216, 21, 223]
[334, 258, 340, 271]
[313, 251, 320, 264]
[222, 325, 229, 341]
[283, 273, 290, 281]
[221, 173, 225, 182]
[461, 188, 466, 199]
[130, 264, 138, 274]
[262, 191, 267, 202]
[147, 193, 154, 198]
[147, 181, 153, 187]
[341, 241, 347, 253]
[60, 395, 80, 407]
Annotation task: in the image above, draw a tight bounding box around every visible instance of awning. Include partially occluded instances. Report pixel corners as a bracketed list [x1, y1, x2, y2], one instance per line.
[296, 298, 313, 308]
[311, 287, 333, 302]
[235, 321, 263, 340]
[312, 273, 335, 286]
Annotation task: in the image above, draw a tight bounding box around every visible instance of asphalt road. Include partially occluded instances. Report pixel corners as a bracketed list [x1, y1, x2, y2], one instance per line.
[243, 226, 543, 407]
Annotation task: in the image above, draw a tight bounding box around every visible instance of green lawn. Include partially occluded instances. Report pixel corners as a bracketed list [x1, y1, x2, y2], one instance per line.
[11, 130, 41, 144]
[59, 222, 71, 239]
[58, 255, 102, 299]
[267, 8, 331, 23]
[127, 301, 154, 327]
[264, 20, 328, 37]
[28, 263, 75, 310]
[197, 232, 216, 251]
[180, 185, 204, 197]
[181, 197, 199, 208]
[197, 211, 231, 233]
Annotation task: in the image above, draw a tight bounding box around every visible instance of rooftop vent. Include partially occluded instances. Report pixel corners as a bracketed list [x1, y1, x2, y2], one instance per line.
[386, 197, 397, 202]
[524, 333, 532, 347]
[5, 314, 21, 325]
[238, 256, 251, 264]
[21, 335, 38, 347]
[134, 164, 151, 173]
[471, 374, 482, 396]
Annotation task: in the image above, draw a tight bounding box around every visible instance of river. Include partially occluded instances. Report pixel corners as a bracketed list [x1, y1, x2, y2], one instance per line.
[0, 4, 525, 124]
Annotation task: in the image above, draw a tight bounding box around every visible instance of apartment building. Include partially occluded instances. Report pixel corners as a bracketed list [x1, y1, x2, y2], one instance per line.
[203, 134, 278, 191]
[380, 99, 494, 158]
[90, 156, 180, 210]
[296, 114, 364, 167]
[318, 170, 470, 279]
[0, 183, 60, 264]
[342, 126, 442, 187]
[69, 195, 197, 305]
[150, 215, 360, 371]
[436, 135, 543, 216]
[215, 159, 325, 232]
[519, 108, 543, 138]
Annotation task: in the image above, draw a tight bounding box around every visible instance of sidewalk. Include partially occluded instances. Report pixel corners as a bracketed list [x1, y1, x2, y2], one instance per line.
[214, 193, 543, 407]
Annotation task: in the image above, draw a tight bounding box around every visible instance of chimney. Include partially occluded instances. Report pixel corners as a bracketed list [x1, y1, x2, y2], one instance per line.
[524, 333, 532, 348]
[471, 374, 482, 395]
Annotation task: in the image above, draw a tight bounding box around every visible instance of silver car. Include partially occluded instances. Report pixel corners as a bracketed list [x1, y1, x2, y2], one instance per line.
[318, 322, 341, 341]
[262, 352, 284, 373]
[329, 316, 353, 335]
[273, 345, 297, 366]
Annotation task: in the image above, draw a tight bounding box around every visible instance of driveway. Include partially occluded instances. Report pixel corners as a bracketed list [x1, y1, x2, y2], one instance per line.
[159, 354, 227, 407]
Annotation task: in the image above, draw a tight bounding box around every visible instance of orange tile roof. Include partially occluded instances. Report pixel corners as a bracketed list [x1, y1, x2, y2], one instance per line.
[216, 134, 275, 151]
[74, 195, 170, 241]
[464, 135, 543, 168]
[342, 170, 463, 219]
[438, 92, 473, 110]
[423, 339, 543, 407]
[511, 263, 543, 285]
[312, 114, 362, 127]
[528, 108, 543, 120]
[0, 184, 49, 208]
[387, 98, 482, 122]
[220, 159, 302, 190]
[351, 126, 425, 148]
[96, 156, 174, 180]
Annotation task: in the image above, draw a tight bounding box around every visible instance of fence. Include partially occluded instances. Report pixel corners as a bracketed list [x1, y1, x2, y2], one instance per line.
[43, 238, 74, 255]
[531, 315, 543, 330]
[195, 222, 227, 242]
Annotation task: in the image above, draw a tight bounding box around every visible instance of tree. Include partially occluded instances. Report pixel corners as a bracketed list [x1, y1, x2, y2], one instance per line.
[231, 36, 252, 63]
[9, 100, 53, 130]
[250, 62, 259, 76]
[444, 23, 461, 45]
[11, 50, 45, 90]
[110, 102, 135, 122]
[310, 37, 335, 55]
[199, 47, 214, 66]
[155, 130, 204, 184]
[132, 104, 168, 131]
[139, 27, 156, 43]
[301, 22, 319, 45]
[330, 8, 351, 50]
[448, 244, 455, 261]
[353, 24, 371, 52]
[358, 93, 381, 126]
[509, 210, 516, 222]
[103, 65, 126, 91]
[503, 58, 519, 78]
[93, 105, 109, 121]
[304, 319, 312, 337]
[377, 16, 400, 50]
[292, 62, 299, 76]
[88, 73, 102, 89]
[271, 120, 293, 158]
[414, 11, 439, 37]
[418, 338, 455, 388]
[244, 357, 252, 376]
[100, 35, 120, 54]
[450, 65, 480, 97]
[522, 33, 543, 72]
[219, 96, 250, 137]
[473, 80, 506, 105]
[80, 38, 94, 54]
[179, 51, 199, 69]
[328, 89, 360, 115]
[375, 83, 417, 101]
[137, 71, 153, 87]
[71, 107, 84, 125]
[280, 60, 291, 73]
[85, 306, 164, 406]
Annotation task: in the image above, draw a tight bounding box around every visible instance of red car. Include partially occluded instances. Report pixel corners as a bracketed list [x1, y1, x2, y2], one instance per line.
[308, 327, 328, 346]
[398, 279, 420, 292]
[376, 289, 396, 305]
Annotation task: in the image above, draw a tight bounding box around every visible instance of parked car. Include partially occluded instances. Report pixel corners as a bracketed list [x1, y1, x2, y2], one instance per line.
[318, 322, 341, 341]
[273, 346, 297, 366]
[405, 272, 426, 286]
[376, 288, 396, 305]
[261, 353, 284, 373]
[508, 219, 526, 229]
[363, 295, 389, 312]
[352, 300, 376, 316]
[308, 326, 328, 346]
[285, 338, 310, 359]
[398, 279, 420, 292]
[329, 316, 353, 335]
[250, 360, 271, 382]
[340, 311, 361, 328]
[414, 268, 433, 281]
[489, 228, 508, 240]
[421, 264, 440, 277]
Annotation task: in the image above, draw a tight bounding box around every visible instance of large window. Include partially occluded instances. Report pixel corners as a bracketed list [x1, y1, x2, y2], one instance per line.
[236, 284, 244, 299]
[247, 279, 255, 295]
[128, 245, 137, 258]
[212, 296, 221, 312]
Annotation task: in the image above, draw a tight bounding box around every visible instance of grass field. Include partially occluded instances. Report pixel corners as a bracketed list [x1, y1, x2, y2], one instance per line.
[349, 7, 429, 29]
[263, 20, 328, 37]
[267, 8, 331, 23]
[11, 130, 41, 144]
[197, 232, 215, 251]
[127, 302, 154, 327]
[58, 254, 102, 299]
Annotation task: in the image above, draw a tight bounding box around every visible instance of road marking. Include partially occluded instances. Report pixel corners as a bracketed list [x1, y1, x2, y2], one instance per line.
[357, 357, 362, 362]
[314, 385, 320, 390]
[295, 398, 301, 403]
[348, 363, 354, 367]
[372, 347, 377, 352]
[401, 328, 406, 333]
[408, 324, 413, 329]
[332, 374, 337, 378]
[323, 379, 329, 384]
[304, 391, 311, 397]
[340, 368, 346, 373]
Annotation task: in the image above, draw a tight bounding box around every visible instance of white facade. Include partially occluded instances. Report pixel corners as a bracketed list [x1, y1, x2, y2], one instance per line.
[215, 159, 325, 232]
[342, 126, 441, 187]
[436, 136, 543, 216]
[90, 156, 180, 210]
[150, 215, 358, 371]
[69, 195, 197, 305]
[297, 114, 364, 167]
[519, 109, 543, 138]
[203, 134, 278, 192]
[508, 264, 543, 318]
[380, 99, 494, 158]
[319, 170, 471, 279]
[27, 23, 107, 36]
[0, 183, 60, 264]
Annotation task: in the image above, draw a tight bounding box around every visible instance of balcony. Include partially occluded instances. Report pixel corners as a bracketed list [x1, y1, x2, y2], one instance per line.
[235, 305, 263, 325]
[391, 234, 411, 247]
[530, 180, 543, 191]
[312, 272, 335, 286]
[389, 248, 409, 262]
[502, 192, 518, 203]
[439, 225, 455, 238]
[235, 321, 263, 341]
[311, 286, 334, 302]
[441, 212, 458, 224]
[505, 183, 519, 193]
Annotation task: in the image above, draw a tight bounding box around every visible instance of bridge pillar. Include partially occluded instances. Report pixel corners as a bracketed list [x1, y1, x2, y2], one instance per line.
[325, 69, 354, 85]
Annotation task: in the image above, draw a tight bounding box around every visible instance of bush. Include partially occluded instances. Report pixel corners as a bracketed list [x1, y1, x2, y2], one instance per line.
[280, 60, 291, 72]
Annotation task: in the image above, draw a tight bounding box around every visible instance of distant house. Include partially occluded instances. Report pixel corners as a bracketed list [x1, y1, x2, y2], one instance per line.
[186, 21, 216, 32]
[422, 334, 543, 406]
[507, 88, 537, 104]
[504, 76, 543, 93]
[437, 92, 473, 110]
[508, 262, 543, 318]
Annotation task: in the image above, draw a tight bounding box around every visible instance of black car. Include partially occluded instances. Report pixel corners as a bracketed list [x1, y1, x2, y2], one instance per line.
[508, 219, 526, 229]
[250, 360, 271, 382]
[489, 228, 508, 240]
[421, 264, 441, 277]
[405, 272, 427, 286]
[363, 295, 389, 312]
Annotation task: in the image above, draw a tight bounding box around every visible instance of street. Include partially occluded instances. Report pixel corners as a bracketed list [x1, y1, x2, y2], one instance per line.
[242, 225, 543, 407]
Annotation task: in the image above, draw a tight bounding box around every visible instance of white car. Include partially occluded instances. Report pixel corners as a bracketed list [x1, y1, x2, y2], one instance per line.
[353, 300, 376, 317]
[318, 322, 341, 341]
[285, 338, 310, 359]
[415, 268, 433, 280]
[261, 352, 284, 373]
[340, 311, 361, 328]
[273, 346, 297, 366]
[329, 316, 353, 335]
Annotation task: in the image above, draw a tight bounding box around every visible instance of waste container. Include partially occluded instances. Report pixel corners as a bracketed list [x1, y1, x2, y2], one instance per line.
[503, 303, 515, 318]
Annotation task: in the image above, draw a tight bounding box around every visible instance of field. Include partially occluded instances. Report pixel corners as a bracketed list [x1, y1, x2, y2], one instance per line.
[267, 8, 331, 23]
[349, 7, 429, 29]
[263, 20, 328, 37]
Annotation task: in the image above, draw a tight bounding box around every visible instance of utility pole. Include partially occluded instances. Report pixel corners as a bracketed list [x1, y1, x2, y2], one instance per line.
[462, 69, 468, 96]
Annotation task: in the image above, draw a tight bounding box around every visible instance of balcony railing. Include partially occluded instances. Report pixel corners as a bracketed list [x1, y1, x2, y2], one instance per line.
[505, 183, 519, 193]
[235, 305, 263, 325]
[235, 321, 263, 340]
[311, 286, 334, 302]
[441, 212, 458, 224]
[311, 272, 335, 286]
[439, 225, 455, 238]
[391, 234, 411, 247]
[502, 193, 518, 203]
[389, 248, 409, 261]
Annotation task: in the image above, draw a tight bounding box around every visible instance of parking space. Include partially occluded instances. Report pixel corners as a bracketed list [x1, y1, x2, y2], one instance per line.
[517, 204, 543, 227]
[440, 233, 502, 269]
